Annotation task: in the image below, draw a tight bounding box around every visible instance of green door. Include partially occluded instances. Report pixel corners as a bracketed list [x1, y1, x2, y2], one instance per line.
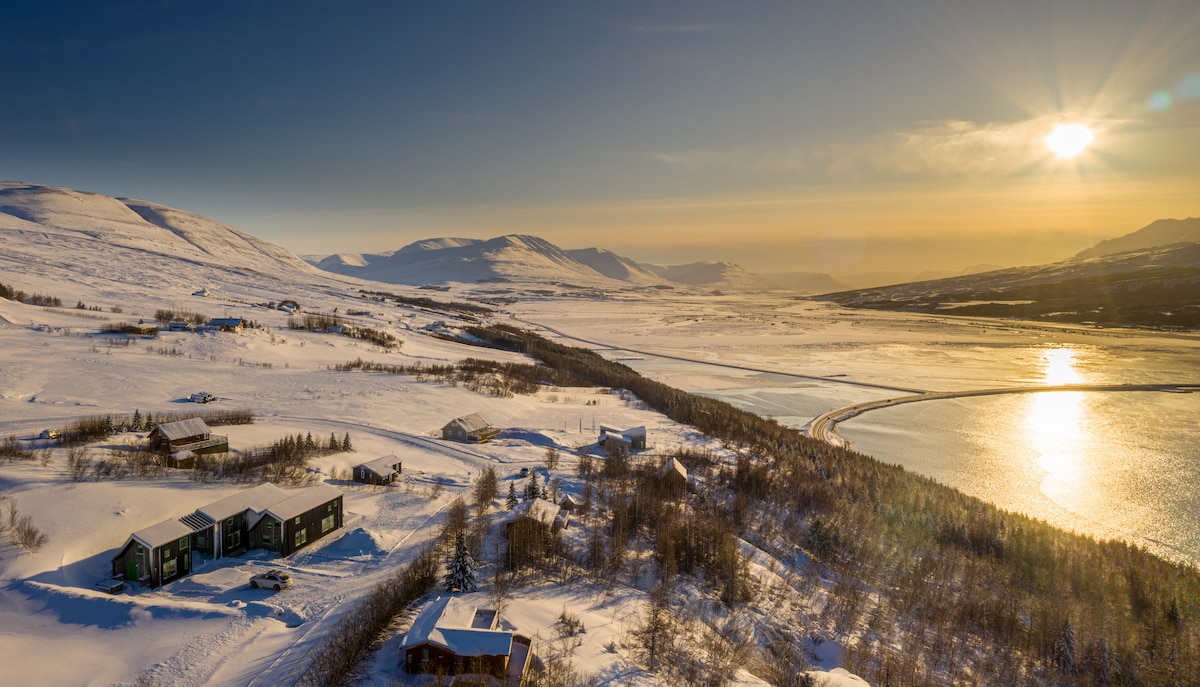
[127, 560, 137, 581]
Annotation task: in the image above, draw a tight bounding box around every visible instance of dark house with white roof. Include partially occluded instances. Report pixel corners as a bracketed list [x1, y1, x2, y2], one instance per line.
[401, 595, 531, 679]
[441, 413, 501, 443]
[352, 454, 402, 485]
[148, 417, 228, 465]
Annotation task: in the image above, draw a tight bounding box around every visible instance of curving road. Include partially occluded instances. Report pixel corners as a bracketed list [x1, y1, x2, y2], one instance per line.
[805, 384, 1200, 449]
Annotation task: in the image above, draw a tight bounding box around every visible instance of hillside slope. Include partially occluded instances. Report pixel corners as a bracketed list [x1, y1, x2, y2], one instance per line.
[1074, 217, 1200, 260]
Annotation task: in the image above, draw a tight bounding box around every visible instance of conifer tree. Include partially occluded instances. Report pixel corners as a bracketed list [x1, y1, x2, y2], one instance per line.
[525, 470, 540, 501]
[131, 409, 142, 432]
[444, 531, 477, 592]
[506, 482, 519, 511]
[342, 432, 353, 452]
[328, 432, 339, 451]
[305, 431, 316, 451]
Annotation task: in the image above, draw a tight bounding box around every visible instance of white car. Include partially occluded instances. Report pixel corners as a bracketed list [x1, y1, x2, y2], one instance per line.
[249, 570, 292, 591]
[189, 391, 215, 403]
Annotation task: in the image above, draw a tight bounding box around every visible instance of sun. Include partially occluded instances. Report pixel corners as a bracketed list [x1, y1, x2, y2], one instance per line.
[1044, 123, 1094, 158]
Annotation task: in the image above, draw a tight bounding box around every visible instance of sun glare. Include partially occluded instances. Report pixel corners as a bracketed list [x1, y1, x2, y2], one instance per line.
[1044, 123, 1094, 158]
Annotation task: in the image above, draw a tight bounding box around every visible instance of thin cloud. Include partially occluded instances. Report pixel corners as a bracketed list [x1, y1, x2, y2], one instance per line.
[647, 147, 807, 174]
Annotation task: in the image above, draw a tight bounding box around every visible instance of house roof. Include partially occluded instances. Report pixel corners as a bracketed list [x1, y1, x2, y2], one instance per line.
[153, 417, 212, 441]
[262, 483, 342, 523]
[208, 317, 244, 327]
[509, 499, 562, 527]
[663, 457, 688, 480]
[445, 413, 491, 433]
[355, 454, 400, 477]
[130, 517, 196, 549]
[196, 483, 291, 523]
[403, 596, 513, 657]
[599, 425, 645, 443]
[559, 494, 579, 508]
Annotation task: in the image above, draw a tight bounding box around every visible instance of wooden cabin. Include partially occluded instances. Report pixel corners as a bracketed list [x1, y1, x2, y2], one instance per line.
[352, 454, 402, 485]
[441, 414, 501, 444]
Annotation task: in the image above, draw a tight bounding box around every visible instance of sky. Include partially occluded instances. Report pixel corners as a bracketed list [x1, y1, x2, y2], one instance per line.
[4, 0, 1199, 276]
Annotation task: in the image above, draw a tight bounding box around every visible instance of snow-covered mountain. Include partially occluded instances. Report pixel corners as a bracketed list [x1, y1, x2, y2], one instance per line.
[0, 182, 331, 306]
[310, 234, 799, 292]
[1073, 217, 1200, 260]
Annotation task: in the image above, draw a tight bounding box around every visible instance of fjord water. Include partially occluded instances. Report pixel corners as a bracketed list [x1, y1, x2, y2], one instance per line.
[617, 344, 1200, 566]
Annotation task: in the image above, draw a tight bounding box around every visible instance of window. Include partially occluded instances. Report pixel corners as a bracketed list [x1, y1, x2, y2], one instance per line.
[162, 558, 177, 579]
[229, 530, 241, 548]
[226, 517, 234, 527]
[136, 544, 144, 555]
[294, 516, 301, 526]
[178, 536, 189, 550]
[321, 514, 335, 533]
[294, 529, 307, 548]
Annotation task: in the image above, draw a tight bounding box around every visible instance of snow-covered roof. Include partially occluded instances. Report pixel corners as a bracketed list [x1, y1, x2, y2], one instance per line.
[153, 417, 211, 441]
[262, 483, 342, 522]
[662, 457, 687, 480]
[559, 494, 579, 508]
[208, 317, 243, 327]
[355, 454, 400, 477]
[196, 483, 291, 523]
[402, 595, 513, 657]
[445, 413, 491, 433]
[130, 517, 195, 549]
[509, 499, 562, 527]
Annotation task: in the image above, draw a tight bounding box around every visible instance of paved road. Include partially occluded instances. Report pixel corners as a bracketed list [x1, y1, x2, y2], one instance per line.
[806, 384, 1200, 448]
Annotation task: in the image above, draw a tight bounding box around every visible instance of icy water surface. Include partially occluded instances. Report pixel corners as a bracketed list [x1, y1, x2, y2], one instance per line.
[611, 343, 1200, 565]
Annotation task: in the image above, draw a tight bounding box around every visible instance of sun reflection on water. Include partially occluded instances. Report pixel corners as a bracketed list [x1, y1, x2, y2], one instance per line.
[1026, 348, 1088, 492]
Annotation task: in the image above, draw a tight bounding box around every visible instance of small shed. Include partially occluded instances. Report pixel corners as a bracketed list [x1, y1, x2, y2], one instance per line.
[353, 454, 402, 485]
[559, 494, 579, 513]
[442, 414, 501, 444]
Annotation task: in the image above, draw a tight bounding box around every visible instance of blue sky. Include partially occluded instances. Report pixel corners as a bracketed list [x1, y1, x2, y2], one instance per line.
[4, 1, 1198, 274]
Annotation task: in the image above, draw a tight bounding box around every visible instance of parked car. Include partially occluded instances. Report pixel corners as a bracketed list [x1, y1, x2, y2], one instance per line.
[518, 467, 530, 477]
[93, 577, 126, 595]
[39, 429, 61, 440]
[189, 391, 215, 403]
[249, 570, 292, 591]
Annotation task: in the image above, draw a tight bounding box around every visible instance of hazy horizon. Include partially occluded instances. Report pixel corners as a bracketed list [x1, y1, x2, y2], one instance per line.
[4, 0, 1198, 275]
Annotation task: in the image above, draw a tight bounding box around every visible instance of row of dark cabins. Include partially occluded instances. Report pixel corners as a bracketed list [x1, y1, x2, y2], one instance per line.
[112, 483, 344, 587]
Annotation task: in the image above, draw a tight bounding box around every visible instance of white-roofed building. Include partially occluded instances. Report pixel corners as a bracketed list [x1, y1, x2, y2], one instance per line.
[401, 595, 531, 680]
[148, 417, 228, 462]
[598, 424, 647, 451]
[352, 454, 402, 485]
[441, 413, 501, 443]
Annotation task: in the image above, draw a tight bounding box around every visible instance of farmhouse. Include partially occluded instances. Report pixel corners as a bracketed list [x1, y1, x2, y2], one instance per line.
[148, 417, 228, 465]
[441, 413, 501, 444]
[597, 425, 647, 451]
[352, 454, 402, 485]
[111, 483, 344, 587]
[207, 317, 244, 332]
[401, 595, 531, 680]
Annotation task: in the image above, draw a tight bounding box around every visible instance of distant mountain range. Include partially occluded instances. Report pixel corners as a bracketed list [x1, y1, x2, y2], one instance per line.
[308, 234, 839, 293]
[816, 217, 1200, 328]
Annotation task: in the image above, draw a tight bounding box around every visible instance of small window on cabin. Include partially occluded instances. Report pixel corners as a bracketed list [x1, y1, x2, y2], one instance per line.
[294, 529, 307, 547]
[136, 544, 144, 554]
[226, 517, 234, 527]
[294, 516, 301, 526]
[179, 536, 188, 549]
[327, 503, 333, 512]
